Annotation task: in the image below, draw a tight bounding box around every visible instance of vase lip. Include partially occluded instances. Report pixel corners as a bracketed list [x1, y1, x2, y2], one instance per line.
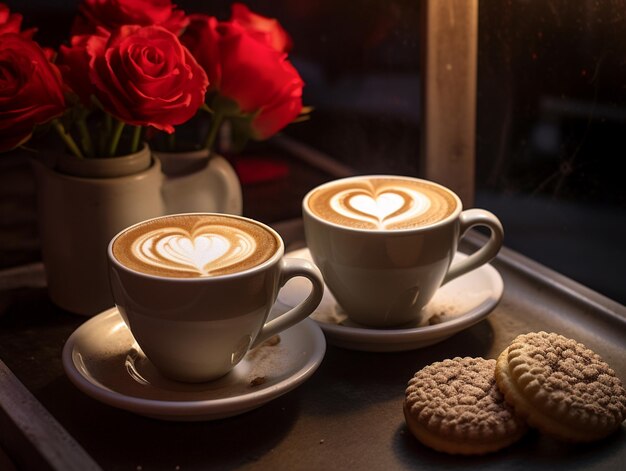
[154, 147, 213, 177]
[152, 147, 211, 158]
[55, 143, 152, 179]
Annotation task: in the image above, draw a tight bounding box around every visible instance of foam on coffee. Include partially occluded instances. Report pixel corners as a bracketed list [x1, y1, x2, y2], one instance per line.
[307, 177, 457, 230]
[112, 214, 279, 277]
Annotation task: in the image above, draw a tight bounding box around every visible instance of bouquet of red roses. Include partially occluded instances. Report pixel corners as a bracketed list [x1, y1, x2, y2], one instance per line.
[0, 0, 305, 158]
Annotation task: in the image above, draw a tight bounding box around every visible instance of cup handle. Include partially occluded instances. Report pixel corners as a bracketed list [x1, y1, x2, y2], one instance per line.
[250, 258, 324, 348]
[442, 209, 504, 285]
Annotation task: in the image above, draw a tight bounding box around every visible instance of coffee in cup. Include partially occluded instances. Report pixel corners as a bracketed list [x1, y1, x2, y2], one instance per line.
[112, 213, 279, 278]
[108, 213, 324, 382]
[303, 175, 503, 327]
[306, 176, 457, 230]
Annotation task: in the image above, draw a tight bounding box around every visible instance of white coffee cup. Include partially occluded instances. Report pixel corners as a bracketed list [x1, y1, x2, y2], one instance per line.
[302, 175, 503, 327]
[107, 213, 324, 382]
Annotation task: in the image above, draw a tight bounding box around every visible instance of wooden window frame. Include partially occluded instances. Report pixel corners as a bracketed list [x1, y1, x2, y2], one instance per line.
[420, 0, 478, 207]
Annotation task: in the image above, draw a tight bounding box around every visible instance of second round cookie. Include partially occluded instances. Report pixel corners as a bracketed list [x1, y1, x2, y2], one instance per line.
[404, 357, 527, 455]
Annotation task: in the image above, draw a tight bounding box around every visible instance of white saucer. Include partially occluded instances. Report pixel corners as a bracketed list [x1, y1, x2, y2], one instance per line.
[62, 307, 326, 421]
[278, 248, 503, 352]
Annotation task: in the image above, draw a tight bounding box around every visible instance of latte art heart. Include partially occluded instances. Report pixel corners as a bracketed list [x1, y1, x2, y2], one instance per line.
[331, 189, 431, 229]
[348, 193, 405, 222]
[133, 228, 255, 276]
[151, 234, 231, 275]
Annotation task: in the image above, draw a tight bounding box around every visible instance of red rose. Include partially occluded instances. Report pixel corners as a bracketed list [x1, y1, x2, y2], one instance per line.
[87, 25, 208, 132]
[0, 34, 66, 152]
[72, 0, 188, 36]
[58, 29, 110, 105]
[230, 3, 292, 53]
[183, 18, 303, 139]
[0, 3, 36, 38]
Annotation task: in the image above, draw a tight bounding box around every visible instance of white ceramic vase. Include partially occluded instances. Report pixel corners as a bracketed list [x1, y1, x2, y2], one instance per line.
[153, 148, 242, 216]
[32, 145, 163, 315]
[32, 145, 243, 316]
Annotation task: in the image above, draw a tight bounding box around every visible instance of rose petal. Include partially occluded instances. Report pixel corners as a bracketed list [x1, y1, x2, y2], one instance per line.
[72, 0, 189, 36]
[231, 3, 293, 53]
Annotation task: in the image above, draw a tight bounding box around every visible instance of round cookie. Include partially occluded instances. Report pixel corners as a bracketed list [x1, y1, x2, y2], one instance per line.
[496, 331, 626, 442]
[404, 357, 527, 455]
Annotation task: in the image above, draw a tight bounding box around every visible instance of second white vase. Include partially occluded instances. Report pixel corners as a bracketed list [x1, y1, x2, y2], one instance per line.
[154, 148, 243, 216]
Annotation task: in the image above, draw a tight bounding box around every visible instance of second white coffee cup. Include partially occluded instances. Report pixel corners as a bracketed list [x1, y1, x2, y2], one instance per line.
[107, 213, 324, 383]
[303, 175, 504, 327]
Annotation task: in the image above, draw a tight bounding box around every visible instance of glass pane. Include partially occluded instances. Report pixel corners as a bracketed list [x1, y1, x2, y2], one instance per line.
[476, 0, 626, 304]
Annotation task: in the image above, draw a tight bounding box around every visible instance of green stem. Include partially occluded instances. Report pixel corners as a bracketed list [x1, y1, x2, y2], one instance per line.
[104, 113, 112, 136]
[204, 110, 224, 154]
[108, 120, 125, 157]
[130, 125, 142, 154]
[167, 132, 176, 152]
[77, 118, 94, 158]
[98, 113, 113, 156]
[52, 120, 84, 159]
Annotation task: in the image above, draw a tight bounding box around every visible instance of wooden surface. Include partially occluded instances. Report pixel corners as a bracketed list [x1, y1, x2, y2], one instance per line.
[0, 445, 17, 471]
[1, 233, 625, 470]
[0, 360, 101, 471]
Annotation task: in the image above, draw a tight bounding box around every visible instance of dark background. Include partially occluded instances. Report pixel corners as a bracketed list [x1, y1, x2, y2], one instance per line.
[2, 0, 625, 304]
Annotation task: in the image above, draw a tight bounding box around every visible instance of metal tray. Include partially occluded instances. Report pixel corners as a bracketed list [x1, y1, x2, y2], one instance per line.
[1, 225, 625, 470]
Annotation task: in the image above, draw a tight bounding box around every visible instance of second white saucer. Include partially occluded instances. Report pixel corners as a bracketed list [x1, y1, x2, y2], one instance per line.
[278, 248, 503, 352]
